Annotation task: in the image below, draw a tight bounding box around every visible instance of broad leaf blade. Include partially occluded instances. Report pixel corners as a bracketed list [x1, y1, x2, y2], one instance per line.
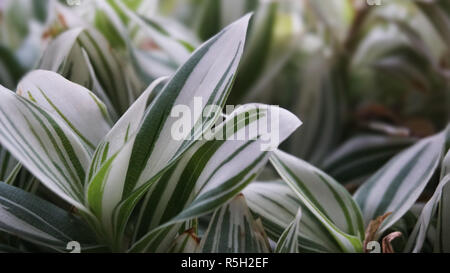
[134, 104, 301, 236]
[0, 85, 90, 211]
[86, 15, 252, 245]
[17, 70, 111, 152]
[111, 0, 195, 65]
[404, 174, 450, 252]
[129, 104, 301, 252]
[436, 146, 450, 252]
[39, 27, 134, 116]
[270, 150, 365, 252]
[354, 130, 446, 235]
[322, 135, 415, 184]
[243, 180, 340, 253]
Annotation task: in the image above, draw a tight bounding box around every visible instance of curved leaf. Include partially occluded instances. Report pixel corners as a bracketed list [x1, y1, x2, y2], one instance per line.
[354, 130, 446, 236]
[17, 70, 111, 152]
[275, 208, 302, 253]
[243, 180, 342, 253]
[38, 27, 134, 116]
[322, 135, 415, 184]
[270, 150, 365, 252]
[86, 14, 252, 247]
[0, 85, 90, 211]
[129, 103, 301, 253]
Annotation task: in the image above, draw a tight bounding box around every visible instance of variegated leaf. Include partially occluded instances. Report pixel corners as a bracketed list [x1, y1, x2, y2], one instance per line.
[111, 0, 195, 66]
[38, 27, 134, 116]
[86, 15, 252, 247]
[133, 103, 301, 238]
[354, 130, 446, 236]
[270, 150, 365, 253]
[128, 103, 301, 253]
[87, 76, 168, 182]
[0, 85, 90, 212]
[275, 208, 302, 253]
[404, 174, 450, 252]
[435, 144, 450, 252]
[17, 70, 111, 152]
[244, 180, 342, 252]
[436, 179, 450, 253]
[322, 135, 415, 184]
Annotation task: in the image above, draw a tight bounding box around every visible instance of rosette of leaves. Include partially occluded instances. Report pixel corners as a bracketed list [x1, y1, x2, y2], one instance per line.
[0, 15, 302, 252]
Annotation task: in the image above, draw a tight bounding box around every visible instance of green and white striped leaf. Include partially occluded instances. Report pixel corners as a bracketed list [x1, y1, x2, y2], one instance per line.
[0, 182, 96, 251]
[17, 70, 111, 152]
[93, 0, 194, 83]
[406, 132, 450, 253]
[93, 0, 174, 83]
[270, 150, 365, 253]
[243, 181, 299, 242]
[354, 130, 446, 236]
[129, 103, 301, 253]
[230, 0, 302, 104]
[198, 194, 270, 253]
[435, 146, 450, 252]
[275, 208, 302, 253]
[133, 103, 301, 237]
[87, 76, 168, 182]
[86, 15, 252, 246]
[436, 181, 450, 253]
[0, 85, 90, 211]
[38, 27, 134, 116]
[243, 180, 343, 252]
[111, 0, 195, 66]
[322, 135, 415, 184]
[404, 174, 450, 252]
[92, 0, 129, 50]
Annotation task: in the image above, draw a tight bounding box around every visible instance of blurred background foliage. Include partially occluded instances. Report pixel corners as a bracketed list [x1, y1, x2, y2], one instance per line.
[0, 0, 449, 189]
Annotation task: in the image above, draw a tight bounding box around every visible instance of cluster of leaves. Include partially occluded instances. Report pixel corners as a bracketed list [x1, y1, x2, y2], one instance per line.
[0, 0, 449, 253]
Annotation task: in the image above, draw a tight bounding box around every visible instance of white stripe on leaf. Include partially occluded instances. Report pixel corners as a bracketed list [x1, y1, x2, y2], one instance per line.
[17, 70, 111, 152]
[270, 150, 365, 252]
[0, 85, 90, 212]
[275, 208, 302, 253]
[354, 130, 446, 236]
[198, 194, 271, 253]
